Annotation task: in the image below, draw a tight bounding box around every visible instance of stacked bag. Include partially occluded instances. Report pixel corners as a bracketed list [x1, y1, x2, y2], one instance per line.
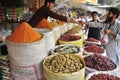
[0, 55, 13, 80]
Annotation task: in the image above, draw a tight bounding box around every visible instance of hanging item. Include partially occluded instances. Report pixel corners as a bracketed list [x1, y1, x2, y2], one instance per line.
[5, 7, 17, 21]
[29, 0, 38, 12]
[0, 6, 5, 21]
[5, 7, 24, 21]
[39, 0, 45, 7]
[23, 0, 34, 8]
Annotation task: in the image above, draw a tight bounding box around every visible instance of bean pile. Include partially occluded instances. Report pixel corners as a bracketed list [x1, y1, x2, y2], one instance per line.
[84, 44, 104, 54]
[86, 38, 99, 42]
[59, 35, 81, 41]
[44, 53, 84, 73]
[84, 54, 116, 71]
[89, 73, 120, 80]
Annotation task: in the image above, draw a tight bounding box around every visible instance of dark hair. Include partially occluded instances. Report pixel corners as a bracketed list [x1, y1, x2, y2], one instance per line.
[91, 11, 98, 15]
[108, 7, 120, 18]
[45, 0, 55, 5]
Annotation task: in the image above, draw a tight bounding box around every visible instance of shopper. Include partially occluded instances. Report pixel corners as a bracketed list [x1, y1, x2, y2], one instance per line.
[28, 0, 76, 27]
[88, 11, 101, 40]
[79, 7, 120, 65]
[77, 13, 88, 27]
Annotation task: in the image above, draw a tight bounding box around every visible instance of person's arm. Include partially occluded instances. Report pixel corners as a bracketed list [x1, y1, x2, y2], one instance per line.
[46, 7, 67, 21]
[104, 30, 117, 38]
[46, 7, 77, 23]
[105, 23, 120, 39]
[79, 21, 103, 28]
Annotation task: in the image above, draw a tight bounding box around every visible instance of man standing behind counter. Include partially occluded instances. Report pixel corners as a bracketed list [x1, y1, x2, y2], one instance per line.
[28, 0, 76, 27]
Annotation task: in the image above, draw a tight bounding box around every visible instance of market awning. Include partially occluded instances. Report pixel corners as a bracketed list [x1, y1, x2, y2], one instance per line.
[73, 0, 98, 4]
[85, 5, 107, 15]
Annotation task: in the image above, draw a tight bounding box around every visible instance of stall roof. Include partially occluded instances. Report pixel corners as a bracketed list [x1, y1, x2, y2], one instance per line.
[55, 0, 119, 18]
[114, 3, 120, 10]
[85, 5, 107, 14]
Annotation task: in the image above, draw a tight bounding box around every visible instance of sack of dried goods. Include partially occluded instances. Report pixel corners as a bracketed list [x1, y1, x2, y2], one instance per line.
[83, 44, 106, 56]
[34, 28, 55, 54]
[43, 53, 85, 80]
[59, 23, 68, 35]
[84, 54, 117, 76]
[53, 26, 61, 43]
[85, 38, 101, 45]
[86, 71, 120, 80]
[6, 22, 47, 80]
[66, 23, 73, 30]
[58, 34, 83, 47]
[50, 44, 83, 56]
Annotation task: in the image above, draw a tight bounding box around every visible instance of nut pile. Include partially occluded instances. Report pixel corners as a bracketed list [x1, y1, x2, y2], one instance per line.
[44, 53, 84, 73]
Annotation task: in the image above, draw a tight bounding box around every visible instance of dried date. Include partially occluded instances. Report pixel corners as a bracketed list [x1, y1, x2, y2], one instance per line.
[89, 73, 120, 80]
[86, 38, 99, 42]
[84, 44, 104, 54]
[84, 54, 117, 71]
[59, 35, 81, 41]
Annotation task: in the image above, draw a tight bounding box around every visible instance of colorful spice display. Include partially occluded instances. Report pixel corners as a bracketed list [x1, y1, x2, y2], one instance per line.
[36, 18, 54, 29]
[7, 22, 42, 43]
